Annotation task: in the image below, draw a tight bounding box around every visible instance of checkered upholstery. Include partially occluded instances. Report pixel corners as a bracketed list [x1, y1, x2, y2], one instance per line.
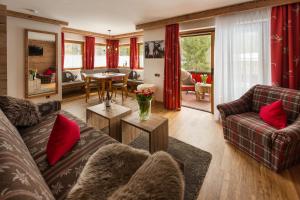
[217, 85, 300, 171]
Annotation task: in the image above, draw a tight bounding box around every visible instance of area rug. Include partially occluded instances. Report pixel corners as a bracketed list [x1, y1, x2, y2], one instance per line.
[129, 133, 212, 200]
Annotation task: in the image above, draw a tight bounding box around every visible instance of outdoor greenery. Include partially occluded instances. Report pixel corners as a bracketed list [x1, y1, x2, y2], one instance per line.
[181, 35, 211, 72]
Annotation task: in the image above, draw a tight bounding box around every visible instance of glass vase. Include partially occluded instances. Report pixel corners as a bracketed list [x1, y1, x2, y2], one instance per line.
[137, 99, 151, 121]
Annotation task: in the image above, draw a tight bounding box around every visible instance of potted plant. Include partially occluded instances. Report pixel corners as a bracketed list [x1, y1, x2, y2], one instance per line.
[135, 89, 154, 121]
[200, 74, 208, 84]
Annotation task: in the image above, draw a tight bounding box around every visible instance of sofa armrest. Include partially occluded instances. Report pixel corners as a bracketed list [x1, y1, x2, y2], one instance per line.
[217, 86, 255, 120]
[272, 116, 300, 146]
[37, 101, 61, 117]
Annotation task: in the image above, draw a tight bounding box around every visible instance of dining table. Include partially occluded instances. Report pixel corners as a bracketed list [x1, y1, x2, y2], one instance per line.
[83, 72, 126, 101]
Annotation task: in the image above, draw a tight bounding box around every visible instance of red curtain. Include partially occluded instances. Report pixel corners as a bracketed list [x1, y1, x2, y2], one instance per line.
[106, 39, 119, 68]
[164, 24, 181, 110]
[85, 36, 95, 69]
[61, 32, 65, 71]
[130, 37, 139, 69]
[271, 3, 300, 89]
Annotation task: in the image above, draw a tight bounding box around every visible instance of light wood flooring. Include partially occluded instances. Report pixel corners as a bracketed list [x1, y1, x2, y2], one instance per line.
[62, 93, 300, 200]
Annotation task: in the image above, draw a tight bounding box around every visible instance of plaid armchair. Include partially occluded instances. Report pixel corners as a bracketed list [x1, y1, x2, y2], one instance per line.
[217, 85, 300, 171]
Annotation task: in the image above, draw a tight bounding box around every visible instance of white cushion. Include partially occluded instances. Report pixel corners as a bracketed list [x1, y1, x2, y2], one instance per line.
[68, 69, 82, 81]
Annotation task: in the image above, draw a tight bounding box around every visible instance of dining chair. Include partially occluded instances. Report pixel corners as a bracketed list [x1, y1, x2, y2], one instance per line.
[112, 74, 128, 101]
[82, 73, 102, 102]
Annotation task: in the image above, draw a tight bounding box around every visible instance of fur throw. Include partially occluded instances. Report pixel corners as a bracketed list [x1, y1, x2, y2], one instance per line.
[67, 144, 150, 200]
[67, 144, 184, 200]
[108, 151, 185, 200]
[0, 96, 40, 127]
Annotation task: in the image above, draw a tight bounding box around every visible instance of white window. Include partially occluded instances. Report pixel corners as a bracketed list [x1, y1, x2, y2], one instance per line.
[139, 43, 144, 68]
[119, 45, 130, 67]
[64, 42, 83, 69]
[95, 44, 106, 67]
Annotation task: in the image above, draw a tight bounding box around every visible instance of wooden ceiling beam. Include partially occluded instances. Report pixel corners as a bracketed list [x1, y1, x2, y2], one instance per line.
[62, 27, 109, 38]
[7, 10, 68, 26]
[136, 0, 300, 30]
[62, 27, 144, 40]
[112, 31, 144, 39]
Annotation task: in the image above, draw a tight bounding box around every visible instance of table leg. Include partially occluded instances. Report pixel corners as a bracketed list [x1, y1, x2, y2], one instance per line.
[149, 121, 168, 153]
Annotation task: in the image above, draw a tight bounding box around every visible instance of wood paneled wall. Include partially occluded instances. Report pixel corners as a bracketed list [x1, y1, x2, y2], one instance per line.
[28, 40, 56, 73]
[0, 5, 7, 95]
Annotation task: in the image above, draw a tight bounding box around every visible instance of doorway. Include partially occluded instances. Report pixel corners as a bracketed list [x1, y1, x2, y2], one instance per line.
[180, 29, 215, 113]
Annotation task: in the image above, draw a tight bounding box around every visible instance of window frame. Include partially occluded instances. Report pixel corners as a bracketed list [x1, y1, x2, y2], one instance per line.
[64, 40, 84, 70]
[118, 44, 130, 68]
[138, 42, 144, 69]
[94, 43, 107, 68]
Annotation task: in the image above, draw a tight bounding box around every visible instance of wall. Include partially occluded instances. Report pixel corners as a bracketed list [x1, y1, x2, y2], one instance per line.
[64, 32, 106, 44]
[0, 5, 6, 95]
[143, 28, 165, 102]
[7, 16, 62, 103]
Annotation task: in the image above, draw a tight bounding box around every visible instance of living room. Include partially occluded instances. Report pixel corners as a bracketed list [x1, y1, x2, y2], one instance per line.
[0, 0, 300, 200]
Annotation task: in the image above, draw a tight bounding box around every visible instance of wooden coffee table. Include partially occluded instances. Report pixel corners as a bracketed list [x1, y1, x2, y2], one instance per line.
[121, 112, 168, 153]
[86, 103, 131, 142]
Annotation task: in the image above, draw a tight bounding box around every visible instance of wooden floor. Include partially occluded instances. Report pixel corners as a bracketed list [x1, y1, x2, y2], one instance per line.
[62, 93, 300, 200]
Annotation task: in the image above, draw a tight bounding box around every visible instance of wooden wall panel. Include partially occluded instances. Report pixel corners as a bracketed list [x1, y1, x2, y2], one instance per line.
[28, 40, 56, 73]
[0, 4, 7, 95]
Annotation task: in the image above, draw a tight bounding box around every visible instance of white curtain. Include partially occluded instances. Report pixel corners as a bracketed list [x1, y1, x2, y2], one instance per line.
[214, 8, 271, 119]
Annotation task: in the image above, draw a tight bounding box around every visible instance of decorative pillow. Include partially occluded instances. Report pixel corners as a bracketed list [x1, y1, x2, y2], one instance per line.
[47, 114, 80, 165]
[259, 100, 287, 129]
[0, 96, 41, 127]
[62, 71, 76, 82]
[68, 69, 82, 81]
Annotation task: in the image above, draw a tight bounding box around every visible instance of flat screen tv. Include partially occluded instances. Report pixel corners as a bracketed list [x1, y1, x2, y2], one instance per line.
[29, 45, 43, 56]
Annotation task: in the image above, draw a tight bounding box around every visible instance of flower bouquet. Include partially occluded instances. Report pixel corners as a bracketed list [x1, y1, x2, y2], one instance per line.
[135, 89, 154, 121]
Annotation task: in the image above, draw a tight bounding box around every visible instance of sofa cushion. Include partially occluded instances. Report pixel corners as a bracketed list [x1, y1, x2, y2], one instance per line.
[252, 85, 300, 124]
[226, 112, 277, 148]
[0, 96, 40, 127]
[259, 100, 287, 129]
[67, 143, 150, 200]
[0, 109, 55, 200]
[19, 110, 117, 200]
[47, 114, 80, 165]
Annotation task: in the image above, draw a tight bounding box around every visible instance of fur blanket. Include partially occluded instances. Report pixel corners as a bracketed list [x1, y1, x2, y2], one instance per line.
[67, 144, 184, 200]
[67, 144, 150, 200]
[0, 96, 40, 127]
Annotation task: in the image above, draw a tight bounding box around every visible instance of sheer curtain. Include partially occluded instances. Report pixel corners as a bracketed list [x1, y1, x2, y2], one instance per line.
[214, 8, 271, 119]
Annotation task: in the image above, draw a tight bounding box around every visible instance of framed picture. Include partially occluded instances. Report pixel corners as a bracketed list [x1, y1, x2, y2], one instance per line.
[145, 40, 165, 59]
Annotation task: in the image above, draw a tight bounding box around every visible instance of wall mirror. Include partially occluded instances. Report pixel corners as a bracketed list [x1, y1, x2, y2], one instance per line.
[25, 29, 58, 98]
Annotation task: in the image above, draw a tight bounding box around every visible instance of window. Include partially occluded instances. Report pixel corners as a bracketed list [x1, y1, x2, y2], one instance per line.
[64, 42, 83, 69]
[119, 45, 130, 67]
[138, 43, 144, 68]
[180, 35, 211, 73]
[95, 44, 106, 67]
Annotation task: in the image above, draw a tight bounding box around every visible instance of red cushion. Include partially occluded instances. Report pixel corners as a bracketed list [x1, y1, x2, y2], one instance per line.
[259, 100, 287, 129]
[44, 69, 53, 76]
[47, 114, 80, 165]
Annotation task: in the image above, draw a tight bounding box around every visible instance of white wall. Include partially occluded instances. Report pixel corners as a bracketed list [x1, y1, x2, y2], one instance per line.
[143, 28, 165, 102]
[7, 16, 62, 103]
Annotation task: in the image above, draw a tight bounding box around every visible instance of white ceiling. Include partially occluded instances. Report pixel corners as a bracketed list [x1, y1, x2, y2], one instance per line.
[1, 0, 250, 34]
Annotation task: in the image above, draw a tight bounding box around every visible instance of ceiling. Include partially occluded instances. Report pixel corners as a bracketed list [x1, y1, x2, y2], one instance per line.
[1, 0, 250, 34]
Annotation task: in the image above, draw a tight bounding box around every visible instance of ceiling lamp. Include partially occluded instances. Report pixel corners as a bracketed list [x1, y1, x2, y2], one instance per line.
[107, 30, 118, 52]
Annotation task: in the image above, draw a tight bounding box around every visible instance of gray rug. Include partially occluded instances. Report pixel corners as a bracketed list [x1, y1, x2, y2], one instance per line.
[129, 133, 212, 200]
